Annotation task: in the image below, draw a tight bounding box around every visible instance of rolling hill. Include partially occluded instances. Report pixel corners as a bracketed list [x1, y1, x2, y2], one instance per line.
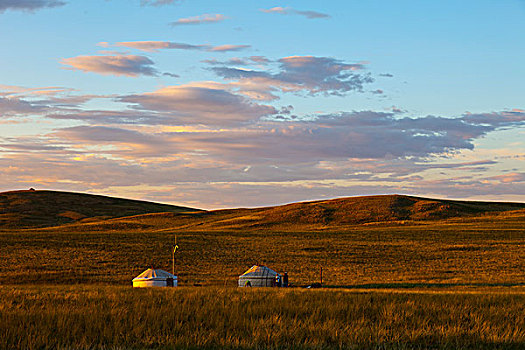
[152, 194, 525, 231]
[0, 190, 200, 228]
[1, 190, 524, 230]
[246, 194, 525, 225]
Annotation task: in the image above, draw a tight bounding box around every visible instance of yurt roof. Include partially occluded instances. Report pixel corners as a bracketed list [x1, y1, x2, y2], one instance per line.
[132, 268, 176, 281]
[239, 265, 280, 278]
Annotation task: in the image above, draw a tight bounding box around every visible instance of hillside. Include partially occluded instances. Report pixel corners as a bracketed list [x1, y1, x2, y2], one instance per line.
[43, 193, 525, 232]
[1, 190, 524, 230]
[248, 194, 525, 225]
[168, 194, 524, 231]
[0, 190, 200, 228]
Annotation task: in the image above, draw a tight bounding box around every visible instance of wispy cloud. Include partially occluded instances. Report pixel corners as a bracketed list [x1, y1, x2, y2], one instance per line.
[162, 72, 180, 78]
[203, 58, 251, 66]
[111, 41, 250, 53]
[203, 56, 270, 66]
[0, 84, 75, 97]
[209, 44, 251, 52]
[141, 0, 180, 6]
[0, 96, 43, 116]
[487, 172, 525, 183]
[46, 109, 167, 125]
[55, 125, 169, 153]
[61, 54, 158, 77]
[261, 7, 330, 19]
[114, 41, 207, 52]
[170, 13, 227, 26]
[0, 0, 65, 13]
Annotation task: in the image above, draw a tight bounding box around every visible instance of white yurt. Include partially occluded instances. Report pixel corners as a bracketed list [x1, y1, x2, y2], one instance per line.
[238, 265, 281, 287]
[132, 268, 177, 287]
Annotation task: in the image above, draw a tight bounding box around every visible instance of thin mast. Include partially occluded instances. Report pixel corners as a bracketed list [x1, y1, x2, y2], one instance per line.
[172, 234, 178, 276]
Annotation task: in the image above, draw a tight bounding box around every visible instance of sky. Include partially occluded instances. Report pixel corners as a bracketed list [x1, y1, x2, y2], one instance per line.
[1, 0, 524, 209]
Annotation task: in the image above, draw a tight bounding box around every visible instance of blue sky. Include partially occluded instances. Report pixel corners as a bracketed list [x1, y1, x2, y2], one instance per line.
[1, 0, 524, 208]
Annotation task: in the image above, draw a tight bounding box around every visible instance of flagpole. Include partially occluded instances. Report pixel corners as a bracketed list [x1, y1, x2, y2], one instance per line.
[172, 235, 177, 276]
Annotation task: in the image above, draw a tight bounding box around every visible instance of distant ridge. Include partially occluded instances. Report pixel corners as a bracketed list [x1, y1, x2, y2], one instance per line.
[161, 194, 522, 231]
[0, 190, 200, 229]
[1, 190, 524, 230]
[242, 194, 525, 226]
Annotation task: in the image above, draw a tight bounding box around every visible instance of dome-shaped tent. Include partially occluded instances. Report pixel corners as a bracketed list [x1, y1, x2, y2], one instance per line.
[238, 265, 281, 287]
[132, 268, 177, 287]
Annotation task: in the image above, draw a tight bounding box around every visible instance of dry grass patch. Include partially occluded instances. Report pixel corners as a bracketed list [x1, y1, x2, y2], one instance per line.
[0, 285, 524, 349]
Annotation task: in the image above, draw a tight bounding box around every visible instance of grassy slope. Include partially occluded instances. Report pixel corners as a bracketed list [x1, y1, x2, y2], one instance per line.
[0, 190, 200, 228]
[3, 191, 525, 232]
[14, 193, 524, 232]
[263, 194, 525, 222]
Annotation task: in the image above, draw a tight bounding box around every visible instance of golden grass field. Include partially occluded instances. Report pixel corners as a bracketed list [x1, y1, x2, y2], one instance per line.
[2, 213, 524, 287]
[1, 286, 524, 349]
[1, 190, 524, 349]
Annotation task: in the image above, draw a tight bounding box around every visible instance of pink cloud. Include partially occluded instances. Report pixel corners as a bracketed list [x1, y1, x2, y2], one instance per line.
[488, 173, 525, 183]
[170, 13, 227, 26]
[209, 44, 251, 52]
[261, 7, 330, 19]
[261, 7, 287, 14]
[112, 41, 250, 53]
[114, 41, 207, 52]
[61, 54, 158, 77]
[119, 84, 277, 125]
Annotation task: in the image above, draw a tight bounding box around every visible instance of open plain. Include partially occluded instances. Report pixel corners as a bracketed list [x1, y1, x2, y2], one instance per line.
[0, 190, 524, 349]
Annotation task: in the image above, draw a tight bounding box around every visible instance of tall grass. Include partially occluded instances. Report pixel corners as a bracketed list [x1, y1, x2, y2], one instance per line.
[1, 285, 524, 349]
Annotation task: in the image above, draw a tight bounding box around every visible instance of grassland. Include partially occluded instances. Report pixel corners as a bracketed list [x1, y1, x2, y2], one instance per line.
[1, 285, 524, 349]
[1, 190, 524, 348]
[1, 212, 524, 287]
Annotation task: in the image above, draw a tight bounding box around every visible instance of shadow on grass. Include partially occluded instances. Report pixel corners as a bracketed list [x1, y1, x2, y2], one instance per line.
[324, 282, 525, 289]
[156, 341, 525, 349]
